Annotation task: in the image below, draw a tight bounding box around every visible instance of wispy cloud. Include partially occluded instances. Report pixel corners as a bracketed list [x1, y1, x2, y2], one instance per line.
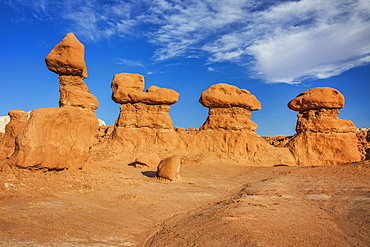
[116, 58, 144, 67]
[3, 0, 370, 84]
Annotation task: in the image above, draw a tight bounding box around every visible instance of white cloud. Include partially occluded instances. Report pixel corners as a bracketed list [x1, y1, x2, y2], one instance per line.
[116, 58, 144, 67]
[4, 0, 370, 83]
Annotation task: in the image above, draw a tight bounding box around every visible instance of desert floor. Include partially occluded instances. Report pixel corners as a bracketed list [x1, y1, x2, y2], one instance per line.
[0, 159, 369, 246]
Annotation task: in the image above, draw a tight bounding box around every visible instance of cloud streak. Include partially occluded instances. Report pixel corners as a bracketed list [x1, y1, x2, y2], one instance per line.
[2, 0, 370, 84]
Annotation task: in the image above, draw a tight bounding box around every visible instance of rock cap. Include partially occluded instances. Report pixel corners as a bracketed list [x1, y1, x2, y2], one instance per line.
[128, 86, 179, 105]
[199, 83, 261, 110]
[111, 73, 144, 104]
[45, 33, 88, 78]
[288, 87, 344, 111]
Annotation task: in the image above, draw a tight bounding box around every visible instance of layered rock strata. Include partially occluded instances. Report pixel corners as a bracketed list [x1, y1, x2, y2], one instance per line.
[9, 33, 99, 170]
[285, 87, 362, 166]
[199, 83, 261, 131]
[0, 110, 28, 160]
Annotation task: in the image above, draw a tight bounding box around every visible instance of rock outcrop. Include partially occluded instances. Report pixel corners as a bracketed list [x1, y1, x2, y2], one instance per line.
[8, 33, 99, 170]
[0, 110, 28, 160]
[112, 73, 179, 129]
[199, 83, 261, 131]
[9, 108, 97, 170]
[285, 87, 362, 166]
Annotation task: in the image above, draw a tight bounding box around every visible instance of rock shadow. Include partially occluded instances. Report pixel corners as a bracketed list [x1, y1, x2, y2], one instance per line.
[142, 171, 157, 178]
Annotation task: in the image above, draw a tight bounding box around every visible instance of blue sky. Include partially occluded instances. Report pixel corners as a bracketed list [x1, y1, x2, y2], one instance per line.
[0, 0, 369, 136]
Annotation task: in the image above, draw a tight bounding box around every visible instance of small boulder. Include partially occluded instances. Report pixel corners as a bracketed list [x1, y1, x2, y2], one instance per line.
[111, 73, 144, 104]
[288, 87, 344, 111]
[199, 83, 261, 110]
[45, 33, 88, 78]
[135, 153, 161, 168]
[157, 156, 181, 181]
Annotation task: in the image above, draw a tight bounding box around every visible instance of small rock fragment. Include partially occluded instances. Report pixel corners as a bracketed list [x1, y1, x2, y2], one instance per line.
[135, 153, 161, 168]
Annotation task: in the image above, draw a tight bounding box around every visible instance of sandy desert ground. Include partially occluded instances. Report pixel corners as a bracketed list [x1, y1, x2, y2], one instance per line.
[1, 158, 369, 247]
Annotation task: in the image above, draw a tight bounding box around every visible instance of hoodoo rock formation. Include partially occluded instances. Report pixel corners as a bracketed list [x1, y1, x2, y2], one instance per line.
[0, 110, 28, 160]
[199, 83, 261, 131]
[112, 73, 179, 129]
[95, 80, 296, 167]
[286, 87, 362, 166]
[8, 33, 99, 170]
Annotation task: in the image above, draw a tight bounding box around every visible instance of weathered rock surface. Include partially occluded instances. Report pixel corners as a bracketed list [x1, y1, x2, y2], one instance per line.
[111, 73, 178, 129]
[111, 73, 144, 104]
[157, 156, 181, 181]
[288, 87, 344, 111]
[9, 107, 98, 170]
[135, 153, 161, 168]
[0, 110, 28, 160]
[45, 33, 88, 78]
[116, 103, 173, 129]
[59, 75, 99, 111]
[199, 83, 261, 110]
[200, 107, 258, 131]
[94, 128, 296, 167]
[128, 86, 179, 105]
[286, 87, 362, 166]
[200, 83, 260, 131]
[295, 108, 356, 134]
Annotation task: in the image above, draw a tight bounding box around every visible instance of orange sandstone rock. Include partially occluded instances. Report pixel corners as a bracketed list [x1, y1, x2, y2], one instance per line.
[199, 83, 261, 110]
[200, 83, 260, 131]
[288, 87, 344, 111]
[0, 110, 28, 160]
[286, 87, 361, 166]
[128, 86, 179, 105]
[111, 73, 144, 104]
[59, 75, 99, 111]
[157, 156, 181, 181]
[9, 107, 98, 170]
[135, 153, 161, 168]
[116, 103, 173, 129]
[45, 33, 88, 78]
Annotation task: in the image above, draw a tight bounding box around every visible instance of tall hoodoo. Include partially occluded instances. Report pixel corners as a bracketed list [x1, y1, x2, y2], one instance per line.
[286, 87, 362, 166]
[199, 83, 261, 131]
[45, 32, 99, 112]
[8, 33, 99, 170]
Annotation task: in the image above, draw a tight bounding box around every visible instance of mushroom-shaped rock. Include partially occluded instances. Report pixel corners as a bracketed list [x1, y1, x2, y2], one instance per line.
[135, 153, 161, 168]
[199, 83, 261, 110]
[285, 87, 361, 166]
[128, 86, 179, 105]
[45, 33, 88, 78]
[288, 87, 344, 111]
[156, 156, 180, 181]
[111, 73, 144, 104]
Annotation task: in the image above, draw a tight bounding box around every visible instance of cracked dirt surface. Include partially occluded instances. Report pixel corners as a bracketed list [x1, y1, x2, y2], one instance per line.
[1, 160, 369, 246]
